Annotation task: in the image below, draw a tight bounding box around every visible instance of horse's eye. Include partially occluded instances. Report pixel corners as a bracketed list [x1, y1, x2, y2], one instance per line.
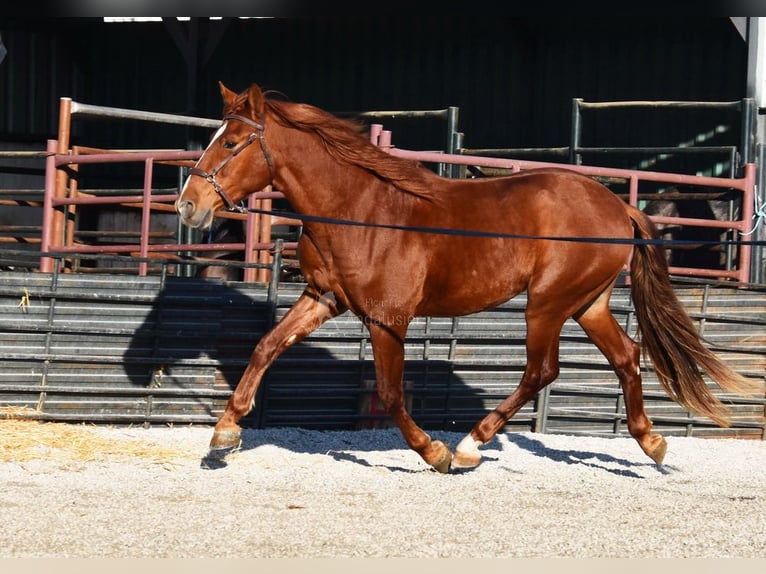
[222, 140, 237, 150]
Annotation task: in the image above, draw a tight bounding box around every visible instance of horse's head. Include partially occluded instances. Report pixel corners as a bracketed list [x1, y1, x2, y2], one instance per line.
[175, 82, 274, 229]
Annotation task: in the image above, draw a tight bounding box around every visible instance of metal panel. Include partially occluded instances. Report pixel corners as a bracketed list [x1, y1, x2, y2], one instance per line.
[0, 271, 763, 439]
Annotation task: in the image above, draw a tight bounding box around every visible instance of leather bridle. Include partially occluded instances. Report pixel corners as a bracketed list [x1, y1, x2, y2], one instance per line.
[188, 113, 275, 212]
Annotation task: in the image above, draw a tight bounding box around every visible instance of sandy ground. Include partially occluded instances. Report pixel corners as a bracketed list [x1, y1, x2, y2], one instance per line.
[0, 424, 764, 558]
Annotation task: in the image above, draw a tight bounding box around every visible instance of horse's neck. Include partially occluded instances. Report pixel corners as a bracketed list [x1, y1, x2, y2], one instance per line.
[271, 131, 392, 217]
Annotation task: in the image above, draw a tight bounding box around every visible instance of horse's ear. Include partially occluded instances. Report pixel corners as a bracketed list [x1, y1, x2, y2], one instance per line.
[219, 81, 238, 108]
[247, 83, 265, 115]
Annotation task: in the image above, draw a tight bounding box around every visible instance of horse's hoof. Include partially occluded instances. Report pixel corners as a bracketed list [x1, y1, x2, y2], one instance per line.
[452, 434, 482, 469]
[200, 451, 229, 470]
[648, 436, 668, 465]
[451, 451, 481, 469]
[210, 429, 242, 451]
[429, 440, 453, 474]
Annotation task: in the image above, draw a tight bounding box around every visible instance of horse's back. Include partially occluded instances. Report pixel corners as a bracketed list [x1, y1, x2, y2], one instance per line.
[443, 168, 633, 246]
[497, 168, 629, 224]
[416, 168, 634, 315]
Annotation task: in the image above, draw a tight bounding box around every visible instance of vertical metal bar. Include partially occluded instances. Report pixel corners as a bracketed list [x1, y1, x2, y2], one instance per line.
[369, 123, 382, 145]
[685, 409, 695, 437]
[56, 98, 72, 156]
[139, 158, 154, 276]
[448, 317, 458, 361]
[740, 98, 756, 168]
[739, 162, 756, 283]
[453, 132, 466, 179]
[569, 98, 583, 165]
[176, 165, 192, 278]
[754, 145, 765, 285]
[256, 194, 273, 284]
[446, 106, 460, 178]
[725, 147, 738, 272]
[423, 317, 432, 360]
[243, 191, 259, 283]
[699, 283, 710, 338]
[266, 238, 283, 327]
[55, 98, 72, 272]
[37, 268, 60, 414]
[628, 174, 639, 207]
[534, 385, 551, 433]
[146, 274, 166, 427]
[40, 139, 58, 273]
[65, 149, 81, 268]
[445, 316, 460, 428]
[446, 107, 459, 154]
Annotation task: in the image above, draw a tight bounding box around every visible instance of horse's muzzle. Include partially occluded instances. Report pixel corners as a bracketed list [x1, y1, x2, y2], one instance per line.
[175, 198, 213, 229]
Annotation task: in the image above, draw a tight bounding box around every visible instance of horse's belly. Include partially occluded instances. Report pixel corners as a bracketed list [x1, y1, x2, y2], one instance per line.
[417, 270, 526, 317]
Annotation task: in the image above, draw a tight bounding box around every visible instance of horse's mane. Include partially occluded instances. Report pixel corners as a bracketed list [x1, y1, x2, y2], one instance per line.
[226, 92, 441, 201]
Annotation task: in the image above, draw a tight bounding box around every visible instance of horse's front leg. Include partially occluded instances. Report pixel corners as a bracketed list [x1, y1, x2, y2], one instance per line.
[367, 320, 453, 473]
[210, 288, 344, 451]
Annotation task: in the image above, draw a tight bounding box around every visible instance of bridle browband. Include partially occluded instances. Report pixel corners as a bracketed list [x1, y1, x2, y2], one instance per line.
[188, 113, 275, 212]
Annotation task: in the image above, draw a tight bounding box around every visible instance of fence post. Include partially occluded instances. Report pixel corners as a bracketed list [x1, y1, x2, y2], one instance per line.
[446, 106, 460, 178]
[453, 131, 465, 179]
[740, 162, 757, 283]
[534, 385, 551, 433]
[266, 238, 284, 328]
[256, 191, 273, 284]
[56, 98, 73, 271]
[139, 158, 154, 276]
[243, 192, 259, 284]
[569, 98, 583, 165]
[754, 145, 765, 285]
[40, 139, 59, 273]
[740, 98, 757, 168]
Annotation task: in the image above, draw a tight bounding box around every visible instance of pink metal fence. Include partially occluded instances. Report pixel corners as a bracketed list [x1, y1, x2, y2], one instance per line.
[38, 122, 757, 285]
[39, 97, 301, 283]
[39, 140, 299, 282]
[370, 124, 757, 284]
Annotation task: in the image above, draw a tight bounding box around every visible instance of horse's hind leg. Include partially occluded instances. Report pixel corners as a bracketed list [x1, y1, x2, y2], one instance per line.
[453, 312, 566, 469]
[210, 287, 344, 451]
[366, 321, 453, 473]
[574, 292, 667, 464]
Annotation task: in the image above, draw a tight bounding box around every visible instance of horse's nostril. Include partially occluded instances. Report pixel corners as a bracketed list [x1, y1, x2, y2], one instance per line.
[176, 199, 195, 219]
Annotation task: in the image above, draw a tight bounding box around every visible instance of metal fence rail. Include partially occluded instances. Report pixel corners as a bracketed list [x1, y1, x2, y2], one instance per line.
[1, 265, 763, 439]
[15, 95, 759, 286]
[377, 141, 758, 284]
[569, 98, 758, 167]
[36, 136, 761, 285]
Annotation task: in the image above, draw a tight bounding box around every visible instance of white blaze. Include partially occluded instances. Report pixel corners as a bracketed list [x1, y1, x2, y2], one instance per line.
[180, 120, 228, 196]
[209, 121, 228, 146]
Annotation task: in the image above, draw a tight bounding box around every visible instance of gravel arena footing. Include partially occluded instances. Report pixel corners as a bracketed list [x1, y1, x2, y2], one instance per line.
[1, 424, 764, 559]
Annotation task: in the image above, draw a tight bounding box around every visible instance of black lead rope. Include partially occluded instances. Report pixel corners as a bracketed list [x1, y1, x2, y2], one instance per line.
[239, 206, 766, 248]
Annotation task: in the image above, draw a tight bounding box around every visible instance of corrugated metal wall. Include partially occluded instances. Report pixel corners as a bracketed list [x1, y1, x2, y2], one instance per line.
[0, 18, 748, 156]
[1, 270, 763, 439]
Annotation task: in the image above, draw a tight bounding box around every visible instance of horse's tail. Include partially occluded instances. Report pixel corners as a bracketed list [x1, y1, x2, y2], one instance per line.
[625, 204, 761, 427]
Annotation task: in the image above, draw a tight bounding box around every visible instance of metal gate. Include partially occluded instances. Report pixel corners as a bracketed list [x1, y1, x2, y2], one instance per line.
[1, 265, 763, 439]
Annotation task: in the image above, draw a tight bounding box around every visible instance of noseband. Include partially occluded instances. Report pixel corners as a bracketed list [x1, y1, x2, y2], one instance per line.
[189, 113, 275, 212]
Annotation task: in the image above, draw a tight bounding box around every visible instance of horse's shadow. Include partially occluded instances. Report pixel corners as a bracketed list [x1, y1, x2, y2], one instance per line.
[123, 275, 489, 469]
[200, 427, 440, 473]
[123, 281, 677, 478]
[200, 429, 674, 478]
[504, 433, 675, 478]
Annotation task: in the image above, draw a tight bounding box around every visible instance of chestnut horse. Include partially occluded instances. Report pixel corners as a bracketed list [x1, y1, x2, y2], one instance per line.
[176, 82, 757, 473]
